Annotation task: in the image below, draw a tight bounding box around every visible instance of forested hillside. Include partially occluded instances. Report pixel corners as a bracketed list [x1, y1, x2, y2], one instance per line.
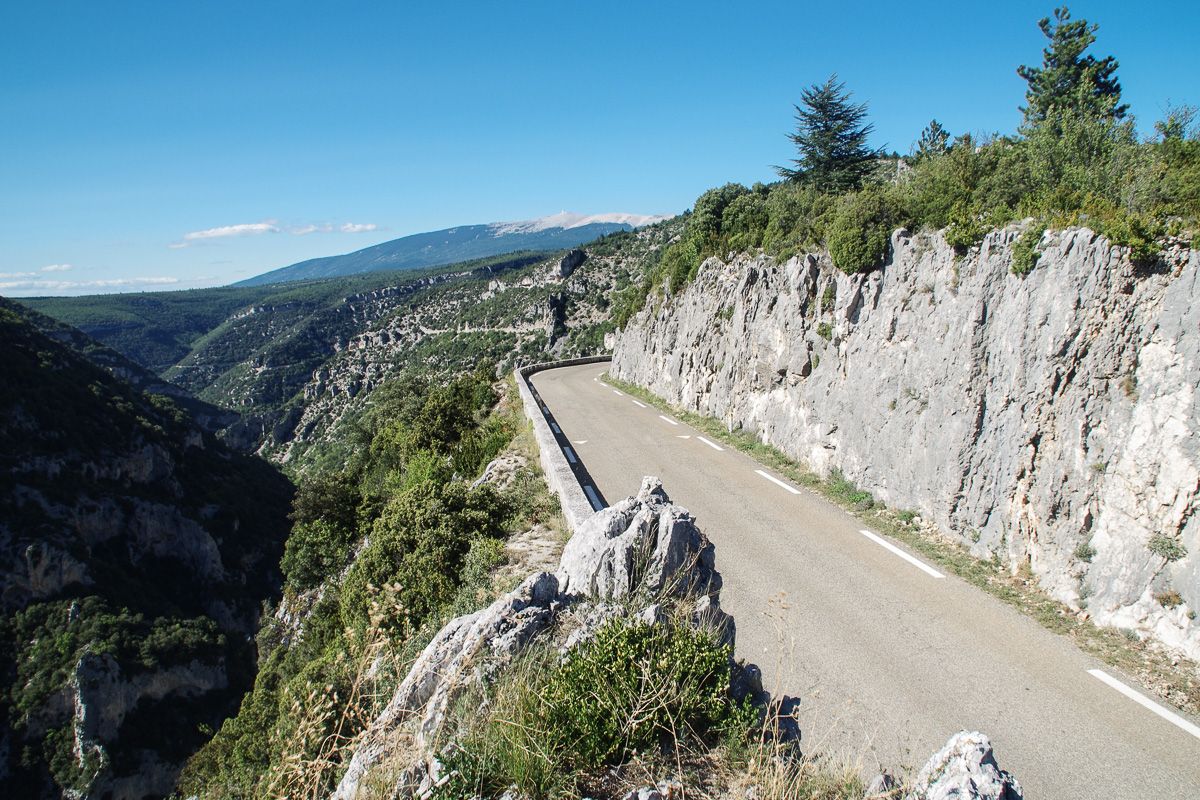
[0, 299, 293, 798]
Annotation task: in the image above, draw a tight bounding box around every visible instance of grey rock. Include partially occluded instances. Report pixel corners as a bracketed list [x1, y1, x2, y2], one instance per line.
[865, 773, 898, 798]
[612, 228, 1200, 658]
[908, 731, 1022, 800]
[559, 248, 588, 278]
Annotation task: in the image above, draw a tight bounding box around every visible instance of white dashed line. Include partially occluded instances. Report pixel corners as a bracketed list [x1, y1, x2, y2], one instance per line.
[550, 422, 561, 434]
[658, 415, 679, 426]
[859, 529, 945, 578]
[696, 436, 724, 451]
[676, 435, 691, 439]
[563, 446, 577, 464]
[612, 389, 624, 396]
[583, 485, 604, 510]
[755, 469, 800, 495]
[598, 381, 609, 388]
[572, 439, 588, 444]
[1088, 669, 1200, 740]
[631, 399, 648, 408]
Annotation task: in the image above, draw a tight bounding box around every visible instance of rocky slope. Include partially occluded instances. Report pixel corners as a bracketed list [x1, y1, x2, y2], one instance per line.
[332, 478, 1022, 800]
[612, 226, 1200, 658]
[0, 299, 293, 798]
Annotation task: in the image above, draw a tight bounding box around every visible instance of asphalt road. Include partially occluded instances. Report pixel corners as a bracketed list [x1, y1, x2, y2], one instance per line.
[531, 362, 1200, 799]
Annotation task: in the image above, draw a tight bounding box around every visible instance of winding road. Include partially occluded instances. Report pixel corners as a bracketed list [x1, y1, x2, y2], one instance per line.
[530, 362, 1200, 799]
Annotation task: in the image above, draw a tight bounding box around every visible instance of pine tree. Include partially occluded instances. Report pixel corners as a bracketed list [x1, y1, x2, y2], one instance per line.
[1017, 6, 1127, 128]
[914, 119, 951, 161]
[776, 74, 880, 192]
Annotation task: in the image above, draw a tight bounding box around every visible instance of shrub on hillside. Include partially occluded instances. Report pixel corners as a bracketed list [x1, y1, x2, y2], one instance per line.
[826, 186, 901, 273]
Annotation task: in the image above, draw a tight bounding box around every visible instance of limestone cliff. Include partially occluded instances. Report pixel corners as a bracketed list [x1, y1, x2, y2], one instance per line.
[612, 226, 1199, 657]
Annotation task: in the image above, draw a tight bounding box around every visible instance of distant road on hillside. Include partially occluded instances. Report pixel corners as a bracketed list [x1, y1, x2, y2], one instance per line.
[532, 361, 1200, 800]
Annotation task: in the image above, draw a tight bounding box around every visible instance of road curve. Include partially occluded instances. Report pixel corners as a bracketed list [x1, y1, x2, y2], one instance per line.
[531, 362, 1200, 799]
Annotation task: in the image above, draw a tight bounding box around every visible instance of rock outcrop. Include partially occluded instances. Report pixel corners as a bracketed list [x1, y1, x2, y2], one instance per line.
[333, 477, 732, 799]
[907, 731, 1023, 800]
[612, 227, 1200, 657]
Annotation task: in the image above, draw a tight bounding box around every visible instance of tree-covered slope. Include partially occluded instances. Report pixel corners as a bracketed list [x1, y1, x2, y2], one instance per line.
[0, 298, 294, 799]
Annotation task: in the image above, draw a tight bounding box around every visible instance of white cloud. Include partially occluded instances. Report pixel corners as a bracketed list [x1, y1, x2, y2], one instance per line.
[185, 221, 279, 241]
[0, 277, 180, 294]
[0, 271, 35, 279]
[291, 224, 330, 236]
[171, 220, 279, 248]
[340, 222, 378, 233]
[40, 263, 73, 272]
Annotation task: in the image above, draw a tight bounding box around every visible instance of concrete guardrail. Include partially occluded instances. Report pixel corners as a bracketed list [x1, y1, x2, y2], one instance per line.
[514, 355, 612, 532]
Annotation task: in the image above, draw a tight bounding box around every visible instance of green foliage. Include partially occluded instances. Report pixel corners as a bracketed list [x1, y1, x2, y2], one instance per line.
[1011, 225, 1045, 275]
[439, 618, 756, 798]
[281, 519, 357, 592]
[826, 186, 901, 273]
[914, 119, 951, 161]
[1017, 6, 1127, 128]
[1148, 534, 1188, 563]
[762, 182, 833, 259]
[340, 481, 509, 631]
[777, 74, 880, 191]
[1074, 541, 1097, 562]
[816, 322, 833, 340]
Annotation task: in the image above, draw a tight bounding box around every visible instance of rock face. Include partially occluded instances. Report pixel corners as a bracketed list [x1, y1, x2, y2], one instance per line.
[558, 248, 588, 278]
[332, 477, 732, 799]
[612, 227, 1200, 657]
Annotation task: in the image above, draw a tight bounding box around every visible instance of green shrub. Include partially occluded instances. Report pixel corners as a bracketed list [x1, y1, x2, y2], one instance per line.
[826, 187, 899, 274]
[816, 322, 833, 340]
[339, 481, 508, 630]
[281, 519, 358, 592]
[1148, 534, 1187, 563]
[721, 189, 769, 253]
[439, 618, 755, 798]
[763, 182, 833, 259]
[1073, 541, 1097, 563]
[1011, 225, 1045, 275]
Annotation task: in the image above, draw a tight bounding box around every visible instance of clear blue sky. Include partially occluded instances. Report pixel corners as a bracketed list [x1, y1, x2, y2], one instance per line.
[1, 1, 1194, 296]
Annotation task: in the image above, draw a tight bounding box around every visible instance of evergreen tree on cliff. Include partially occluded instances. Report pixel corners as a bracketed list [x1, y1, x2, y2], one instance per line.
[776, 74, 880, 192]
[1017, 6, 1127, 128]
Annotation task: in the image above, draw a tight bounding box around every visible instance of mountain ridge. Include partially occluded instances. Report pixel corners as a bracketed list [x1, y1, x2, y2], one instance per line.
[235, 212, 667, 287]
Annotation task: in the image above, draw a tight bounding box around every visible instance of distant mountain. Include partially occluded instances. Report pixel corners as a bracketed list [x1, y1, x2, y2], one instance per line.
[234, 212, 668, 287]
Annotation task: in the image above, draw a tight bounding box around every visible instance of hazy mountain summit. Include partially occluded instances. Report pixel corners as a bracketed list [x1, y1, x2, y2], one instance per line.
[235, 211, 668, 287]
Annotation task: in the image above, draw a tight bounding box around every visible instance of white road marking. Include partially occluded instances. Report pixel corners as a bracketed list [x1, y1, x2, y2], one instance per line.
[550, 422, 561, 434]
[563, 446, 577, 464]
[676, 435, 691, 439]
[599, 381, 609, 387]
[612, 389, 624, 396]
[1088, 669, 1200, 740]
[573, 439, 588, 444]
[583, 485, 604, 510]
[755, 469, 801, 495]
[696, 436, 724, 451]
[859, 529, 945, 578]
[631, 399, 648, 408]
[658, 415, 679, 426]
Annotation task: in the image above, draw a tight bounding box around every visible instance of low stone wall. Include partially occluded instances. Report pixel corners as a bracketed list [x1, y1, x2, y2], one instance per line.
[514, 356, 611, 532]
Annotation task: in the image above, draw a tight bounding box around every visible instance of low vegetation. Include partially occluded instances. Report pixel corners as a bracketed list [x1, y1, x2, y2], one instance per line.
[178, 370, 552, 798]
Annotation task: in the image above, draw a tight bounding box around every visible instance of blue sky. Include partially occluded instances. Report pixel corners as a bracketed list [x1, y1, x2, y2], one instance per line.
[1, 1, 1195, 296]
